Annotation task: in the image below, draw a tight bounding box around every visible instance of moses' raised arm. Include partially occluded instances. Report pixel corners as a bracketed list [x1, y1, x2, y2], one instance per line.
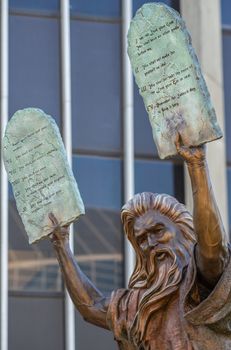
[49, 214, 110, 329]
[176, 138, 229, 285]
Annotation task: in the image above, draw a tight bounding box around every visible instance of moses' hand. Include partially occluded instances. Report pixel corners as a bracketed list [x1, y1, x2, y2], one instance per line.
[48, 212, 70, 244]
[175, 134, 206, 165]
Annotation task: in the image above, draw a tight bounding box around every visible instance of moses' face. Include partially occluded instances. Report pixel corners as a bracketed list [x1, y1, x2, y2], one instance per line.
[133, 209, 190, 283]
[134, 210, 183, 256]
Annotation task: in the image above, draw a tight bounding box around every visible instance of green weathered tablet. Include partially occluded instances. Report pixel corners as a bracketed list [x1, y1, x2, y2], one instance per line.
[128, 3, 222, 159]
[3, 108, 85, 243]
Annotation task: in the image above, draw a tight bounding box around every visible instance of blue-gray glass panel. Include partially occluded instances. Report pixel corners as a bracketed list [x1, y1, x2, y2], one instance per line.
[135, 159, 174, 195]
[9, 15, 61, 126]
[134, 83, 158, 156]
[227, 168, 231, 236]
[9, 0, 59, 12]
[75, 208, 122, 256]
[9, 296, 64, 350]
[133, 0, 172, 15]
[76, 312, 117, 350]
[9, 200, 62, 292]
[9, 184, 13, 199]
[72, 155, 122, 209]
[71, 21, 121, 153]
[70, 0, 120, 18]
[10, 0, 121, 18]
[72, 155, 123, 293]
[222, 0, 231, 25]
[223, 31, 231, 162]
[74, 208, 123, 293]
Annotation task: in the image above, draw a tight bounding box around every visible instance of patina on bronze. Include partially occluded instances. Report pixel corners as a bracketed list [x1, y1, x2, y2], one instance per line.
[49, 137, 230, 350]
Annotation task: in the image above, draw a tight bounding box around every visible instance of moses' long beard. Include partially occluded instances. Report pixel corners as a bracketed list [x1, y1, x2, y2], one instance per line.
[130, 247, 186, 345]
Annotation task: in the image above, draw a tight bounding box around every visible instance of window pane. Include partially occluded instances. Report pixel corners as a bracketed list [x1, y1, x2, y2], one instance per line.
[134, 83, 158, 156]
[74, 208, 123, 294]
[73, 154, 122, 348]
[70, 0, 120, 18]
[9, 0, 59, 13]
[71, 21, 121, 153]
[75, 312, 117, 350]
[9, 15, 61, 126]
[9, 200, 62, 292]
[173, 163, 185, 203]
[135, 159, 174, 195]
[9, 296, 64, 350]
[133, 0, 173, 15]
[221, 0, 231, 25]
[73, 155, 122, 209]
[73, 155, 123, 294]
[223, 31, 231, 162]
[10, 0, 121, 18]
[227, 168, 231, 236]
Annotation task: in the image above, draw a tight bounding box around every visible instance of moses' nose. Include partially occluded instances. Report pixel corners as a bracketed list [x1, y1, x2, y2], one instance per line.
[147, 233, 156, 246]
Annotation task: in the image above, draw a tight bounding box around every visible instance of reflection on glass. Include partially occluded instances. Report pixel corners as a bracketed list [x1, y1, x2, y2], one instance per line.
[74, 207, 123, 294]
[72, 155, 124, 293]
[9, 200, 62, 292]
[9, 194, 124, 294]
[9, 153, 124, 293]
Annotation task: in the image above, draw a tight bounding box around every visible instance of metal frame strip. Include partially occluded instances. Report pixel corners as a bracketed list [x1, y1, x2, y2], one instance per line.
[60, 1, 75, 350]
[122, 0, 135, 287]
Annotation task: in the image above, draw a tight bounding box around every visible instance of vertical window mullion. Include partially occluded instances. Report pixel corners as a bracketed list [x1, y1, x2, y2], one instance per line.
[60, 1, 75, 350]
[122, 0, 135, 287]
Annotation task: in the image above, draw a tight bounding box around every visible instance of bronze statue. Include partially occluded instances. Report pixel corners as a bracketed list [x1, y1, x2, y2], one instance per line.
[49, 137, 231, 349]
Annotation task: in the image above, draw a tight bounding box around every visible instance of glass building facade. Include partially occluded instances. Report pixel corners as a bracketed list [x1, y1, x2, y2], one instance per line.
[0, 1, 229, 349]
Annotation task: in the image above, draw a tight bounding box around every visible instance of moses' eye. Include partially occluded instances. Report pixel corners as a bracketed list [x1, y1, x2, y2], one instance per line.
[153, 224, 165, 234]
[138, 235, 146, 245]
[157, 231, 175, 243]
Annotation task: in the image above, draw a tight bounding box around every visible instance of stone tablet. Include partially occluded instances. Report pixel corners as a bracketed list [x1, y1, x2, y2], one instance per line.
[3, 108, 85, 243]
[128, 3, 222, 159]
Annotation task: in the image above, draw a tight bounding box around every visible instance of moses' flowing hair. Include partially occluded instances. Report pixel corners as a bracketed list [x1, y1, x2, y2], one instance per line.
[121, 193, 196, 344]
[121, 192, 196, 289]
